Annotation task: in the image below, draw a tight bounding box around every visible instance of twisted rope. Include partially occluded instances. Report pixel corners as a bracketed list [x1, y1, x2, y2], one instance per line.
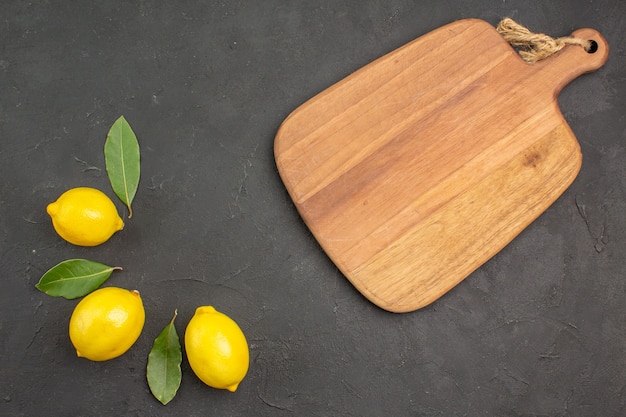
[496, 18, 592, 64]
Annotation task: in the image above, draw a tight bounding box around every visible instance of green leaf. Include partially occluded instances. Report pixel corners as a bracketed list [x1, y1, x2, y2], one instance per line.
[105, 115, 140, 218]
[147, 310, 182, 405]
[35, 259, 122, 299]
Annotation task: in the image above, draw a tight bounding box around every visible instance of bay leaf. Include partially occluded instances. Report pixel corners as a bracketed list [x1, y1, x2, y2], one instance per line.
[35, 259, 122, 299]
[104, 115, 140, 218]
[147, 310, 182, 405]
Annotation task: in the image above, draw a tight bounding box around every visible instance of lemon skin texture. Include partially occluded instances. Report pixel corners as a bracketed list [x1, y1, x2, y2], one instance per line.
[69, 287, 145, 361]
[184, 306, 249, 392]
[47, 187, 124, 246]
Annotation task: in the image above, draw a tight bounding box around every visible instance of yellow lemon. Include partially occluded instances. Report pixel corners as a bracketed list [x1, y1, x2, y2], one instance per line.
[47, 187, 124, 246]
[69, 287, 145, 361]
[184, 306, 249, 392]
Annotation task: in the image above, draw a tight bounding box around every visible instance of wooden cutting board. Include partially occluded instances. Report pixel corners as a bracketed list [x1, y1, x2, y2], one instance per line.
[274, 19, 609, 313]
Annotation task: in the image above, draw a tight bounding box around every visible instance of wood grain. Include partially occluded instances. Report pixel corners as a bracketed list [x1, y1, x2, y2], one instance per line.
[274, 19, 609, 312]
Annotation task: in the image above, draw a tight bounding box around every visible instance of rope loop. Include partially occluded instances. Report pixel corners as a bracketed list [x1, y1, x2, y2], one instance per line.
[496, 18, 592, 64]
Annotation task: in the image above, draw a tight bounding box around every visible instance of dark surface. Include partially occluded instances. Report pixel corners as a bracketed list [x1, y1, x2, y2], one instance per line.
[1, 1, 624, 416]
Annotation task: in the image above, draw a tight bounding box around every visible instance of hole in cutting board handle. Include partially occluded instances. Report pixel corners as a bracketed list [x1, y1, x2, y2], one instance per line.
[586, 40, 598, 54]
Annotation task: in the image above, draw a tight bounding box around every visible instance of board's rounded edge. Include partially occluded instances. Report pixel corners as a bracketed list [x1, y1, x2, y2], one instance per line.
[346, 269, 454, 314]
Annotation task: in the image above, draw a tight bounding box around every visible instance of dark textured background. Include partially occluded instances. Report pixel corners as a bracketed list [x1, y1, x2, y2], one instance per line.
[1, 1, 624, 416]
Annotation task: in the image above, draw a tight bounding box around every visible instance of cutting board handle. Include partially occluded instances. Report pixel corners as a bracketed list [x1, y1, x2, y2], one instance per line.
[538, 28, 609, 96]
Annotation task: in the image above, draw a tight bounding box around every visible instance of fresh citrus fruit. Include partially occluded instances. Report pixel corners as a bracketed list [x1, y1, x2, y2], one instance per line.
[184, 306, 249, 392]
[47, 187, 124, 246]
[69, 287, 145, 361]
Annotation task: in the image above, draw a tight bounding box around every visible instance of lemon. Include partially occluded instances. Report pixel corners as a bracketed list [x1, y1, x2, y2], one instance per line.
[47, 187, 124, 246]
[184, 306, 249, 392]
[69, 287, 145, 361]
